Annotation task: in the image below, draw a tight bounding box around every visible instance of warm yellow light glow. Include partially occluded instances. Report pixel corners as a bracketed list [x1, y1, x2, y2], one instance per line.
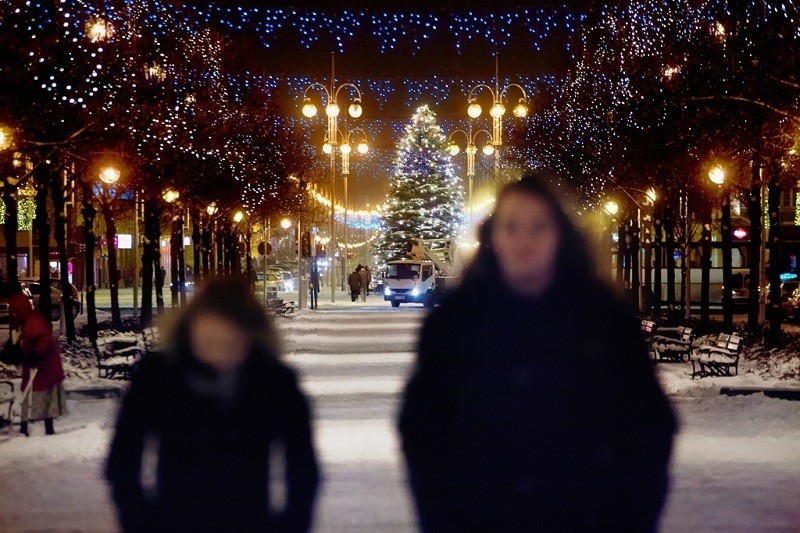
[482, 144, 495, 156]
[467, 102, 482, 118]
[98, 166, 121, 185]
[302, 98, 317, 118]
[466, 145, 478, 156]
[322, 142, 332, 155]
[604, 200, 620, 216]
[145, 64, 166, 82]
[709, 165, 725, 185]
[233, 211, 244, 223]
[340, 142, 352, 155]
[646, 187, 657, 204]
[348, 101, 363, 118]
[85, 18, 114, 43]
[357, 141, 369, 154]
[325, 103, 340, 118]
[206, 202, 218, 216]
[662, 65, 681, 80]
[162, 188, 180, 203]
[490, 102, 506, 118]
[448, 143, 460, 156]
[280, 218, 292, 229]
[513, 99, 529, 118]
[0, 126, 12, 151]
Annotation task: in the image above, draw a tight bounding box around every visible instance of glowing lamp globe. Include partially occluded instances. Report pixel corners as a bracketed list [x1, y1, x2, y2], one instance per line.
[322, 142, 333, 155]
[357, 141, 369, 154]
[162, 188, 180, 203]
[301, 98, 317, 118]
[340, 143, 352, 155]
[733, 228, 748, 239]
[348, 101, 363, 118]
[233, 211, 244, 223]
[467, 102, 482, 118]
[0, 126, 13, 151]
[482, 144, 495, 156]
[206, 203, 218, 216]
[513, 99, 529, 118]
[490, 102, 506, 118]
[99, 166, 121, 185]
[448, 143, 460, 156]
[709, 166, 725, 185]
[280, 218, 292, 230]
[646, 187, 657, 204]
[325, 103, 340, 118]
[604, 200, 620, 216]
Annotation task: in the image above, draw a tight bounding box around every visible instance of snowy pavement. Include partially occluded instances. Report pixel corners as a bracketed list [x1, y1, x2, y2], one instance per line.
[1, 304, 799, 532]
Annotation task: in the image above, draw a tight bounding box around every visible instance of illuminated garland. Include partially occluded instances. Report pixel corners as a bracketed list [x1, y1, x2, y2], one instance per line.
[0, 185, 37, 231]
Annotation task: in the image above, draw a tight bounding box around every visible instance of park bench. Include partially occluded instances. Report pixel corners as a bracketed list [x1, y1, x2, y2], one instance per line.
[0, 380, 14, 434]
[265, 297, 295, 318]
[651, 326, 694, 363]
[690, 333, 743, 378]
[142, 326, 160, 356]
[96, 335, 143, 380]
[640, 319, 657, 361]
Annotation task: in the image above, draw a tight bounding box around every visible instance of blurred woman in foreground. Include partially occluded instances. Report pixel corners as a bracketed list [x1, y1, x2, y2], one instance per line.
[399, 173, 676, 532]
[106, 277, 319, 532]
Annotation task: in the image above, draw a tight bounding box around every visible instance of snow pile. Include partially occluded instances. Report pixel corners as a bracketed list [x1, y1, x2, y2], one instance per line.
[740, 334, 800, 381]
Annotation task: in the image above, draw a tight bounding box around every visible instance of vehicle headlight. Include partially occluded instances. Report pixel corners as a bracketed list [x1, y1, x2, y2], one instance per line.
[384, 287, 391, 295]
[411, 287, 419, 296]
[285, 281, 293, 291]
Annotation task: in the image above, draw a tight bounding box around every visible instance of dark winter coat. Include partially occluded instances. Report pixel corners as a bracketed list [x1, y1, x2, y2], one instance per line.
[10, 293, 64, 392]
[106, 352, 319, 532]
[399, 279, 676, 532]
[348, 271, 362, 291]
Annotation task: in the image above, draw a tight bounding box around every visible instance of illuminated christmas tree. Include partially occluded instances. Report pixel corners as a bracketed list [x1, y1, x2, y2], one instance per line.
[377, 104, 464, 261]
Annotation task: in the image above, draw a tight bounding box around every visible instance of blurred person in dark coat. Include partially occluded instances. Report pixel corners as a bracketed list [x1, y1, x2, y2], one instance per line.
[348, 265, 363, 302]
[106, 277, 319, 532]
[10, 293, 67, 436]
[399, 173, 676, 532]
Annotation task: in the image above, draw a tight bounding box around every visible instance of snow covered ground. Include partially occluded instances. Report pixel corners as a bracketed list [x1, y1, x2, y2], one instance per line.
[1, 303, 799, 532]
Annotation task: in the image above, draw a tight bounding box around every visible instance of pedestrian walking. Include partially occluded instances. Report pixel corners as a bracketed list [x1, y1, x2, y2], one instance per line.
[348, 265, 362, 302]
[9, 293, 67, 437]
[106, 277, 320, 532]
[359, 265, 372, 302]
[399, 173, 676, 532]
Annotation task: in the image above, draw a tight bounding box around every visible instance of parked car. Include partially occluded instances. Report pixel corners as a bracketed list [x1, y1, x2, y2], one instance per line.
[0, 281, 33, 321]
[20, 277, 80, 321]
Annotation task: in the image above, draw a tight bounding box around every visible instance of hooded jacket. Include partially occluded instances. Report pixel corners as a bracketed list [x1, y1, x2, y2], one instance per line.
[10, 293, 64, 392]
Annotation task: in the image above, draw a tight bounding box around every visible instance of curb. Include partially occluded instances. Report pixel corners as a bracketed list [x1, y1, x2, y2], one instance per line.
[720, 386, 800, 401]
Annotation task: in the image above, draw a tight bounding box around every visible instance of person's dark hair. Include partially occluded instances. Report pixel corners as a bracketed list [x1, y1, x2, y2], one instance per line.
[461, 172, 599, 293]
[162, 275, 279, 363]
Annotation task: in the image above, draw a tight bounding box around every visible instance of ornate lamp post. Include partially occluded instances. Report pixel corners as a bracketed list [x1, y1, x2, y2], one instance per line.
[466, 53, 529, 181]
[332, 127, 368, 283]
[448, 125, 492, 220]
[709, 164, 734, 330]
[301, 52, 364, 302]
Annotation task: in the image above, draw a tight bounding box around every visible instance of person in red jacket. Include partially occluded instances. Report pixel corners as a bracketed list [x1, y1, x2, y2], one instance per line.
[9, 293, 67, 436]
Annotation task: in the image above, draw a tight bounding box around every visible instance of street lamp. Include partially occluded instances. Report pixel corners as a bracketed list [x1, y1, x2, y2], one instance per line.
[466, 53, 530, 180]
[85, 17, 114, 43]
[708, 164, 734, 330]
[281, 216, 306, 310]
[163, 188, 185, 306]
[0, 125, 13, 152]
[336, 127, 369, 282]
[448, 125, 492, 219]
[301, 52, 364, 303]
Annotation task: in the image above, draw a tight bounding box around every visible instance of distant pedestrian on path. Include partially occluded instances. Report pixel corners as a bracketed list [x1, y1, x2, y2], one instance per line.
[399, 173, 676, 532]
[10, 293, 67, 437]
[348, 265, 362, 302]
[106, 277, 320, 532]
[359, 265, 371, 302]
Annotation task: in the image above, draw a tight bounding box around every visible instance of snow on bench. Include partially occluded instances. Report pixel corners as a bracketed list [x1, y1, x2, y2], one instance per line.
[690, 333, 742, 378]
[651, 326, 694, 363]
[0, 380, 14, 434]
[96, 335, 143, 380]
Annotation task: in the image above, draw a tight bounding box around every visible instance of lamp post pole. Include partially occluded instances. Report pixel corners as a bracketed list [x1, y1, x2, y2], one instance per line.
[302, 53, 364, 302]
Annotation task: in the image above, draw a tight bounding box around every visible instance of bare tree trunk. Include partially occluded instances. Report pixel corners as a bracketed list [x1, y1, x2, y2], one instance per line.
[34, 164, 52, 319]
[103, 204, 122, 328]
[653, 206, 663, 320]
[767, 171, 783, 345]
[80, 183, 97, 341]
[747, 160, 763, 333]
[665, 212, 677, 323]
